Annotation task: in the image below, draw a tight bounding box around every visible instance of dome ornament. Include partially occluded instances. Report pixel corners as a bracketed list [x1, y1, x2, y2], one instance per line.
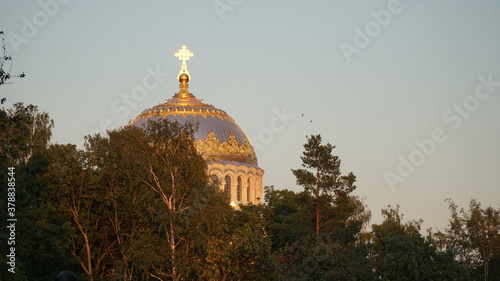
[175, 45, 194, 79]
[173, 45, 195, 100]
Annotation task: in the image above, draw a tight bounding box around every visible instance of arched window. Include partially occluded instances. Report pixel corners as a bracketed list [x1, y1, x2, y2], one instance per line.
[247, 178, 251, 202]
[211, 174, 219, 188]
[237, 176, 242, 201]
[224, 175, 231, 198]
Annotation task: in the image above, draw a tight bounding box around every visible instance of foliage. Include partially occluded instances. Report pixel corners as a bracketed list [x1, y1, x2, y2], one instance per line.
[435, 199, 500, 280]
[266, 134, 373, 280]
[1, 103, 497, 280]
[83, 119, 279, 280]
[0, 103, 56, 281]
[264, 186, 314, 250]
[0, 102, 53, 166]
[370, 205, 468, 280]
[277, 235, 373, 281]
[202, 204, 279, 280]
[291, 135, 358, 237]
[84, 120, 230, 280]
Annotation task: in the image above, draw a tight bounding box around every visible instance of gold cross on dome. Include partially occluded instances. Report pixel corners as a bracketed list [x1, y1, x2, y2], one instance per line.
[175, 45, 193, 64]
[175, 45, 194, 77]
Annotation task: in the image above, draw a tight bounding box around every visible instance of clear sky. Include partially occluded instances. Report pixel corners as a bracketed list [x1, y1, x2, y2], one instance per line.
[2, 0, 499, 231]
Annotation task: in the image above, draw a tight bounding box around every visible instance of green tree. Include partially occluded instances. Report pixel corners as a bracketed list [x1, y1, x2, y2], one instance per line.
[16, 146, 78, 280]
[0, 102, 53, 165]
[436, 199, 500, 280]
[268, 135, 372, 280]
[85, 128, 163, 280]
[291, 135, 358, 238]
[264, 185, 370, 251]
[118, 120, 208, 280]
[16, 144, 114, 281]
[264, 186, 313, 251]
[277, 235, 373, 281]
[2, 106, 286, 280]
[370, 205, 467, 280]
[86, 119, 240, 280]
[0, 103, 54, 280]
[202, 204, 279, 281]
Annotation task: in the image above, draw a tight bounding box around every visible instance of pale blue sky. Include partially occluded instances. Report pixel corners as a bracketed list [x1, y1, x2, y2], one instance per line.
[2, 0, 500, 231]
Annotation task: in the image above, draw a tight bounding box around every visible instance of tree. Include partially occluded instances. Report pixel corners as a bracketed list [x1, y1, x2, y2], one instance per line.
[291, 135, 360, 239]
[277, 235, 373, 281]
[118, 120, 208, 280]
[436, 199, 500, 280]
[264, 186, 313, 251]
[82, 119, 281, 280]
[86, 119, 240, 280]
[26, 144, 113, 281]
[202, 204, 279, 281]
[2, 116, 237, 280]
[85, 128, 163, 280]
[16, 146, 76, 280]
[370, 205, 467, 280]
[0, 103, 55, 280]
[467, 201, 500, 281]
[0, 102, 53, 166]
[11, 143, 117, 281]
[267, 135, 372, 280]
[0, 31, 25, 86]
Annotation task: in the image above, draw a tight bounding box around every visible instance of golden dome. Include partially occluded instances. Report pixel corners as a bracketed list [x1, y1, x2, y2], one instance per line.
[131, 48, 258, 167]
[131, 45, 264, 205]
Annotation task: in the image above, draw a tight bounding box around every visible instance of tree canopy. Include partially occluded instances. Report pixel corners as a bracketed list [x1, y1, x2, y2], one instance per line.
[1, 103, 498, 280]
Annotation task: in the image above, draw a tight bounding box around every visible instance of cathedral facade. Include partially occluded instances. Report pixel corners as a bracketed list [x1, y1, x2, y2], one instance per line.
[131, 46, 263, 205]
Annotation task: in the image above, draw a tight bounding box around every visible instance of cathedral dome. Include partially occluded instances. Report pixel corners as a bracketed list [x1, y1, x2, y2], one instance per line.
[130, 45, 263, 205]
[131, 92, 258, 167]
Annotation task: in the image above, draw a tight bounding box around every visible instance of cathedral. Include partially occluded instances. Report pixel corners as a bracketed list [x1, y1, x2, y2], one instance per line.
[131, 46, 263, 205]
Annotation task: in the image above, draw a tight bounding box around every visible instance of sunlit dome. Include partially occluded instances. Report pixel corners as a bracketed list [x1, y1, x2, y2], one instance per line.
[130, 46, 263, 204]
[131, 81, 258, 166]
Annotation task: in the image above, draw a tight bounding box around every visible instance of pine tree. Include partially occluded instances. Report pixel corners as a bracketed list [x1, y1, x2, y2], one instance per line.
[291, 134, 357, 237]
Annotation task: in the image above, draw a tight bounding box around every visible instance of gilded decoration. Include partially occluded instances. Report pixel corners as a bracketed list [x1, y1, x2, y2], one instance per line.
[175, 45, 194, 78]
[134, 107, 235, 122]
[195, 132, 257, 161]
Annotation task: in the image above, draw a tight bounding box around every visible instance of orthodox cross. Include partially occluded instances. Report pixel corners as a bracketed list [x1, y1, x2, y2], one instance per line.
[175, 45, 194, 77]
